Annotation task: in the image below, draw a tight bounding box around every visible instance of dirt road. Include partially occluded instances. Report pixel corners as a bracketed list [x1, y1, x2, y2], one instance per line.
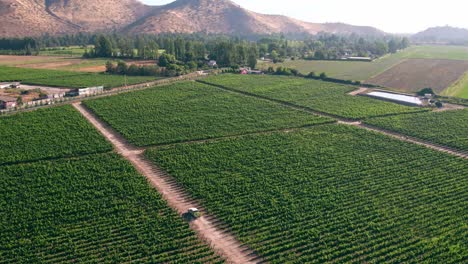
[338, 121, 468, 159]
[72, 102, 259, 264]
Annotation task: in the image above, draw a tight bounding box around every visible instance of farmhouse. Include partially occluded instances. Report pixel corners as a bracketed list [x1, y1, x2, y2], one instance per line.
[0, 96, 18, 109]
[67, 86, 104, 97]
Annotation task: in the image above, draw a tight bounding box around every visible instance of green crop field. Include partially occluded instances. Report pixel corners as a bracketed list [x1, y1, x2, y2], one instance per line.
[442, 72, 468, 99]
[258, 45, 468, 81]
[0, 105, 112, 165]
[147, 124, 467, 264]
[84, 81, 332, 146]
[203, 74, 427, 120]
[0, 153, 223, 263]
[365, 109, 468, 151]
[0, 66, 158, 88]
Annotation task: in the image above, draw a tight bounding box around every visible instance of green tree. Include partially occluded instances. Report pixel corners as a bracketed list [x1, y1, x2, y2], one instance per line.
[247, 46, 258, 69]
[94, 35, 113, 57]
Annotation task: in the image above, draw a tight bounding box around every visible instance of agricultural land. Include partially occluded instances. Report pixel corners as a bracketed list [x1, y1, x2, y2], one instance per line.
[0, 65, 158, 88]
[84, 81, 333, 146]
[365, 109, 468, 151]
[148, 124, 467, 264]
[0, 104, 223, 263]
[202, 74, 427, 119]
[259, 45, 468, 98]
[1, 73, 467, 263]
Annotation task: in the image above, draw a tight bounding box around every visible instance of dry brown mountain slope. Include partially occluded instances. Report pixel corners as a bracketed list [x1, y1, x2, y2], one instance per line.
[0, 0, 385, 37]
[46, 0, 154, 31]
[125, 0, 385, 36]
[0, 0, 79, 37]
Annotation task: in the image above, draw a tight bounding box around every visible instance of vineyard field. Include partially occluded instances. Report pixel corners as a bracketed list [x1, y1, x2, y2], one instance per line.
[202, 74, 427, 120]
[84, 81, 332, 146]
[0, 66, 158, 88]
[148, 124, 467, 263]
[0, 105, 112, 165]
[0, 153, 223, 263]
[365, 109, 468, 151]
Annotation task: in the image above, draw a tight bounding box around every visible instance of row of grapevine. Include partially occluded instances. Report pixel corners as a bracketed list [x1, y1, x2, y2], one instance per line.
[0, 153, 223, 263]
[84, 81, 333, 147]
[0, 66, 158, 88]
[365, 109, 468, 152]
[147, 124, 467, 263]
[202, 74, 428, 120]
[0, 105, 112, 165]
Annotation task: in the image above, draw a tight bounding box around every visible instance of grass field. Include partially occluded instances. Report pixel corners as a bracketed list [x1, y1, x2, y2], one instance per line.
[258, 45, 468, 81]
[0, 66, 158, 88]
[148, 124, 467, 263]
[0, 153, 223, 263]
[84, 81, 332, 146]
[0, 106, 112, 165]
[442, 72, 468, 99]
[203, 74, 427, 120]
[38, 46, 90, 57]
[365, 109, 468, 151]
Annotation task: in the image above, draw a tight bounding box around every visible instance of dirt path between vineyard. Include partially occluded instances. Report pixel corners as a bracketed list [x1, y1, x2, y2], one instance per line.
[200, 81, 468, 160]
[337, 121, 468, 159]
[72, 102, 260, 264]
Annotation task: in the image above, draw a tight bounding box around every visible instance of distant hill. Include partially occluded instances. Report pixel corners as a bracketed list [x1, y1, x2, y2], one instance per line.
[0, 0, 385, 37]
[412, 26, 468, 44]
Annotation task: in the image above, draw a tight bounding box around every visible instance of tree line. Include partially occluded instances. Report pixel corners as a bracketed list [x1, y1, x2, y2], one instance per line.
[0, 33, 410, 68]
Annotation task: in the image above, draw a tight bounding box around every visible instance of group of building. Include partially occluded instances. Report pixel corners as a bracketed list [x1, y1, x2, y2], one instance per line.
[0, 82, 104, 110]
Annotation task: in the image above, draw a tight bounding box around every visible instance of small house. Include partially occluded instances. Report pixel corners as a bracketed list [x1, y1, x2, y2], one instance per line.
[0, 96, 18, 109]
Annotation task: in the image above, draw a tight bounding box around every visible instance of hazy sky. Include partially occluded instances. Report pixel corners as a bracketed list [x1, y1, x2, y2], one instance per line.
[140, 0, 467, 33]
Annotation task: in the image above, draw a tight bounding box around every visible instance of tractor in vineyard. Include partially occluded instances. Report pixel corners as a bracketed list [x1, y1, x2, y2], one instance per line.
[188, 208, 201, 218]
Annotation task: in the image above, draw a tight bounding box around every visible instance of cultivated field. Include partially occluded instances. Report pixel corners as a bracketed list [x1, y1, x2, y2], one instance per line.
[148, 124, 467, 264]
[0, 66, 158, 88]
[258, 46, 468, 98]
[367, 59, 468, 93]
[0, 153, 223, 263]
[1, 72, 467, 264]
[0, 105, 112, 165]
[365, 109, 468, 151]
[442, 72, 468, 99]
[258, 45, 468, 81]
[84, 81, 332, 146]
[202, 74, 427, 119]
[258, 53, 405, 81]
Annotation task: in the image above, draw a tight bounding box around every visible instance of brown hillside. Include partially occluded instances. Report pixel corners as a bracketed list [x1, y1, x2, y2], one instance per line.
[46, 0, 154, 31]
[0, 0, 79, 37]
[0, 0, 385, 37]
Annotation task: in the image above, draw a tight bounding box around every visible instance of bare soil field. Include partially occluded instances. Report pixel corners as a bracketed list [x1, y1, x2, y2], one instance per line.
[367, 59, 468, 93]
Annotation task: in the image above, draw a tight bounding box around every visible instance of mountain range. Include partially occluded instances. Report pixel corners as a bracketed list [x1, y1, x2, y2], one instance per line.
[412, 26, 468, 44]
[0, 0, 385, 37]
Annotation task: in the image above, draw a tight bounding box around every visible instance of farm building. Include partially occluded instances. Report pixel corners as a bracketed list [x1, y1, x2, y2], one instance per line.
[208, 60, 217, 67]
[0, 96, 18, 109]
[240, 67, 263, 75]
[0, 82, 20, 89]
[67, 86, 104, 97]
[343, 57, 373, 62]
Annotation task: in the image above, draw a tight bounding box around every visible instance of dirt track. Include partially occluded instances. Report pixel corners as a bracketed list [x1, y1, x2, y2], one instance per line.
[72, 102, 259, 264]
[338, 121, 468, 159]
